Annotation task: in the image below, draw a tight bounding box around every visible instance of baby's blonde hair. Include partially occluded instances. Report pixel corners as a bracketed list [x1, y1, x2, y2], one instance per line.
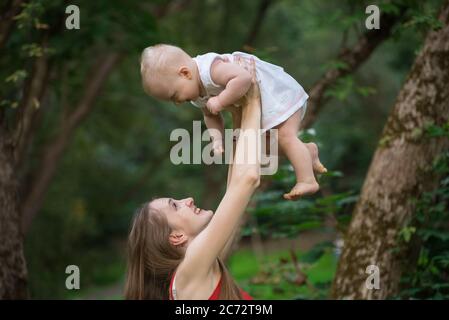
[140, 44, 191, 95]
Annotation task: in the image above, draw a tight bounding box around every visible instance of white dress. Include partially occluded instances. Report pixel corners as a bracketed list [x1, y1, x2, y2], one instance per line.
[191, 51, 309, 132]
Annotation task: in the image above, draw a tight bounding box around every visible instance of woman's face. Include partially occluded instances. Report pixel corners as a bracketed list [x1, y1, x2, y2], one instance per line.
[150, 197, 214, 242]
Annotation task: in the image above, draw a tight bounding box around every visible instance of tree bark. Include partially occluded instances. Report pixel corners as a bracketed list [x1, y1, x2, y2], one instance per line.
[0, 130, 28, 299]
[331, 1, 449, 299]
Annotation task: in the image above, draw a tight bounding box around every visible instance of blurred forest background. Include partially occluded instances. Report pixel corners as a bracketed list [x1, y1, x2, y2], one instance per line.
[1, 0, 448, 299]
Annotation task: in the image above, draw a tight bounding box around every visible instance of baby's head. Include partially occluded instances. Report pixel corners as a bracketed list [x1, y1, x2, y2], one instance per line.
[140, 44, 201, 104]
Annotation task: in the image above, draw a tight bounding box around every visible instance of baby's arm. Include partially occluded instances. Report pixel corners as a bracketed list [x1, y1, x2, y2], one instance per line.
[202, 106, 225, 154]
[207, 59, 252, 114]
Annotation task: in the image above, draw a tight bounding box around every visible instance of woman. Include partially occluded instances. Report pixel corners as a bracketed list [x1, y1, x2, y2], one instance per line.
[125, 58, 261, 299]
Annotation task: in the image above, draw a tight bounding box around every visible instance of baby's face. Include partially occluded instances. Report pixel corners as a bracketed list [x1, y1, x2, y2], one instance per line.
[149, 66, 200, 105]
[170, 71, 200, 105]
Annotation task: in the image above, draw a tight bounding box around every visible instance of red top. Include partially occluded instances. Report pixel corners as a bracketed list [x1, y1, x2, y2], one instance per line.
[169, 271, 253, 300]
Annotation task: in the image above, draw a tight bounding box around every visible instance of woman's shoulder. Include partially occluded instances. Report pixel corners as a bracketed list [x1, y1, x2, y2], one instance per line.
[172, 259, 221, 299]
[174, 257, 207, 287]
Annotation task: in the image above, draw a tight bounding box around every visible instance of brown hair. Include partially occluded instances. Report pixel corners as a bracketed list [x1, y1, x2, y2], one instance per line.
[124, 200, 243, 299]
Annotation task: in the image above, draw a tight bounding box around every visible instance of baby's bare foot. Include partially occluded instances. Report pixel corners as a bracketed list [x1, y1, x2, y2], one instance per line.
[305, 142, 327, 174]
[283, 181, 320, 200]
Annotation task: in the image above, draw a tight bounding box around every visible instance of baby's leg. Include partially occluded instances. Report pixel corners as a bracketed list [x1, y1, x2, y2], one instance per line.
[277, 109, 320, 200]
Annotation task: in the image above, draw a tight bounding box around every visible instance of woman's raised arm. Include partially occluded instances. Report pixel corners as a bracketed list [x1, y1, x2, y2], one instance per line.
[180, 58, 261, 278]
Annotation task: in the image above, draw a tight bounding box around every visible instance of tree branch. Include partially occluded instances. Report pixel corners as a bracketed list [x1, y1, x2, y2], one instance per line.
[0, 0, 24, 51]
[301, 8, 405, 129]
[244, 0, 274, 49]
[12, 10, 66, 169]
[20, 52, 122, 234]
[13, 40, 50, 168]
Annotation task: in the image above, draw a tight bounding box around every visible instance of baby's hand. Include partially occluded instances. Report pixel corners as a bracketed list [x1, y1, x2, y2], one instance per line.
[212, 139, 224, 155]
[206, 96, 223, 115]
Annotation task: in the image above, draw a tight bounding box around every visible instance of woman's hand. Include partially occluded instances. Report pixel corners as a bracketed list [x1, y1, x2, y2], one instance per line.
[222, 56, 261, 114]
[233, 56, 261, 106]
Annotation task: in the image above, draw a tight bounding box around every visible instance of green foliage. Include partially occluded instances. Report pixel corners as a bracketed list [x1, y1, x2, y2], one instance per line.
[242, 127, 357, 298]
[399, 226, 417, 243]
[13, 1, 46, 30]
[325, 76, 377, 101]
[320, 60, 349, 72]
[424, 121, 449, 138]
[5, 70, 28, 83]
[0, 99, 19, 109]
[249, 130, 357, 239]
[397, 150, 449, 299]
[229, 246, 337, 299]
[379, 2, 403, 15]
[403, 9, 444, 31]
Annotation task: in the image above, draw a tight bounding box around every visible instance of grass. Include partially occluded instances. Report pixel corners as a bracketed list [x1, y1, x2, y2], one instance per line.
[228, 245, 338, 300]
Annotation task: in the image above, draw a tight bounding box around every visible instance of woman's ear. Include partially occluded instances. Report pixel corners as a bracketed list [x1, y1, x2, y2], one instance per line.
[178, 66, 192, 79]
[169, 231, 188, 247]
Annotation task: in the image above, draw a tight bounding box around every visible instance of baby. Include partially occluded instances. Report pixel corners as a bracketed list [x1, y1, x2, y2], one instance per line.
[140, 44, 327, 200]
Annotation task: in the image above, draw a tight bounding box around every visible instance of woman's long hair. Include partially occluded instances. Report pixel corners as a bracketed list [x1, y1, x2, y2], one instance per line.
[124, 200, 243, 299]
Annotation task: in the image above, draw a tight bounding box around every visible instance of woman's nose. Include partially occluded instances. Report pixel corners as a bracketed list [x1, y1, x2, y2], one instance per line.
[184, 197, 194, 207]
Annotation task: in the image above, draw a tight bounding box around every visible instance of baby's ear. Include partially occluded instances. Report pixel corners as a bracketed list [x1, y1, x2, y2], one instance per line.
[178, 66, 192, 79]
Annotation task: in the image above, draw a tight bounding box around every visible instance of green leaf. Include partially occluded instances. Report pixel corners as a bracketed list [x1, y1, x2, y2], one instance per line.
[419, 229, 449, 242]
[321, 60, 349, 72]
[300, 241, 333, 264]
[425, 122, 449, 138]
[324, 76, 354, 101]
[356, 86, 377, 97]
[402, 11, 444, 31]
[399, 226, 416, 243]
[379, 3, 401, 15]
[5, 70, 27, 83]
[21, 43, 45, 57]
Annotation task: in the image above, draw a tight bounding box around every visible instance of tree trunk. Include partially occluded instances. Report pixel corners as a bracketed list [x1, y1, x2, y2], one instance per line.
[331, 1, 449, 299]
[0, 132, 28, 299]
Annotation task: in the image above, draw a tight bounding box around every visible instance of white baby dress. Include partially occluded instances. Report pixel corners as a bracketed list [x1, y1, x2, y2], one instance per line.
[191, 51, 309, 132]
